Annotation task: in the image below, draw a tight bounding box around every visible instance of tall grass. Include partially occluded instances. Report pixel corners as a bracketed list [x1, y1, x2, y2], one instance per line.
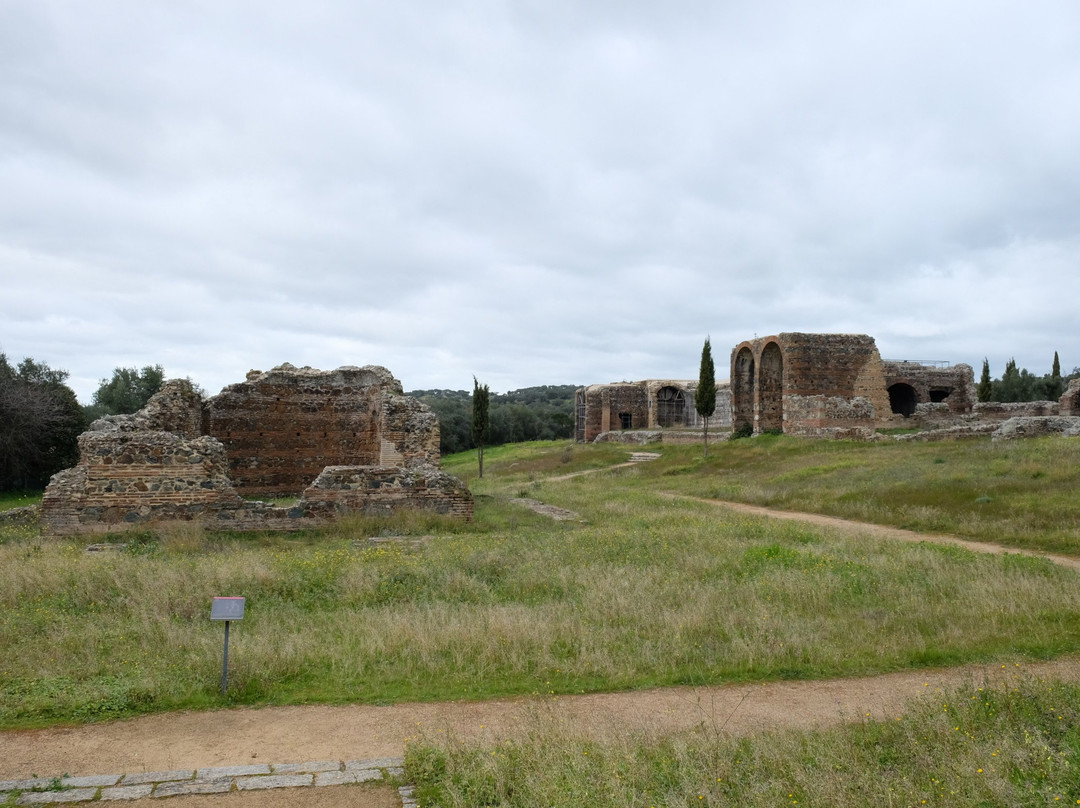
[603, 434, 1080, 555]
[407, 674, 1080, 807]
[4, 440, 1080, 727]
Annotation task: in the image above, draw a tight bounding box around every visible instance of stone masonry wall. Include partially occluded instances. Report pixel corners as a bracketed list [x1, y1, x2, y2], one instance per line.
[42, 430, 244, 535]
[730, 333, 888, 437]
[576, 380, 730, 442]
[205, 364, 440, 498]
[882, 361, 976, 415]
[42, 368, 471, 536]
[1060, 379, 1080, 416]
[302, 466, 474, 520]
[782, 395, 877, 439]
[578, 383, 650, 442]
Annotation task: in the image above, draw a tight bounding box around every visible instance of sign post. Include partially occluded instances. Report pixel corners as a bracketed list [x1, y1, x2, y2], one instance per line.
[210, 597, 245, 694]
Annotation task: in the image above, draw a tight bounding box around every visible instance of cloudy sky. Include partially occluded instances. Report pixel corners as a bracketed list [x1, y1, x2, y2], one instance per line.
[2, 1, 1078, 402]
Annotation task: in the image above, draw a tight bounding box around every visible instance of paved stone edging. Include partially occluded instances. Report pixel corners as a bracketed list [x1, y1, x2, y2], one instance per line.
[0, 758, 416, 806]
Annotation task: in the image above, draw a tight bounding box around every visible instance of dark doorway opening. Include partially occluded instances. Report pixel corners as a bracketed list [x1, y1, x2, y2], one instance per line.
[888, 383, 918, 416]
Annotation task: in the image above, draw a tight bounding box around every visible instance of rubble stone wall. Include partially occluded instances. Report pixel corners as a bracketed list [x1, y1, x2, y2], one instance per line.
[782, 395, 877, 439]
[42, 430, 244, 535]
[302, 466, 474, 520]
[973, 401, 1058, 420]
[42, 367, 471, 536]
[882, 362, 976, 415]
[1060, 379, 1080, 416]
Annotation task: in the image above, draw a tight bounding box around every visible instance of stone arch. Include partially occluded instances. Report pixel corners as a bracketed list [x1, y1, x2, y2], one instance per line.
[758, 341, 784, 433]
[888, 383, 918, 417]
[656, 386, 687, 427]
[928, 387, 952, 404]
[733, 347, 755, 433]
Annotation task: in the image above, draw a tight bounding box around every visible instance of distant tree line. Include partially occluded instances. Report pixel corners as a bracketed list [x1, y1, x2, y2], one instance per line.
[977, 352, 1077, 403]
[408, 385, 577, 455]
[1, 355, 165, 492]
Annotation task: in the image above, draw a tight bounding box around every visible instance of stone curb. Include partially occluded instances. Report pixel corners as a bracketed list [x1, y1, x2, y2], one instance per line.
[0, 758, 412, 806]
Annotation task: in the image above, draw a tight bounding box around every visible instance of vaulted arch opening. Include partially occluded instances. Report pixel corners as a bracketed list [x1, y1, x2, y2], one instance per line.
[656, 386, 687, 427]
[733, 347, 755, 434]
[758, 341, 784, 433]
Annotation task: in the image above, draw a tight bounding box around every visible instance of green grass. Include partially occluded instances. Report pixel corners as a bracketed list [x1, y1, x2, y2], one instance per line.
[550, 434, 1080, 555]
[407, 674, 1080, 807]
[0, 491, 41, 511]
[3, 438, 1080, 728]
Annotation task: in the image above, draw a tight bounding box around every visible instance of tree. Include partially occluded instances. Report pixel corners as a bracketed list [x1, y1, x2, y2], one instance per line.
[472, 377, 490, 478]
[1050, 351, 1064, 400]
[89, 365, 164, 419]
[695, 337, 717, 458]
[0, 353, 85, 491]
[977, 358, 992, 402]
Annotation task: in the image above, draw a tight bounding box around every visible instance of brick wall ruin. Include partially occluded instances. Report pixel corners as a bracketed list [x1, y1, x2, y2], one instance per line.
[881, 361, 976, 417]
[731, 334, 891, 439]
[42, 364, 472, 536]
[728, 333, 977, 439]
[575, 379, 731, 443]
[206, 365, 439, 497]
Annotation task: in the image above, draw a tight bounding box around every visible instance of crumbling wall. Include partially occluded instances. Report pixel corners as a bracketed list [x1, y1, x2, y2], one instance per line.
[782, 395, 877, 439]
[42, 368, 471, 536]
[882, 362, 976, 416]
[42, 430, 244, 535]
[577, 383, 650, 442]
[205, 364, 433, 498]
[575, 379, 731, 442]
[730, 333, 889, 437]
[302, 466, 473, 519]
[1059, 379, 1080, 416]
[973, 401, 1058, 420]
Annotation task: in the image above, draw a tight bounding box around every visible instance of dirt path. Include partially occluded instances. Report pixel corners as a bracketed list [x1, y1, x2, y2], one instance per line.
[6, 496, 1080, 805]
[685, 496, 1080, 573]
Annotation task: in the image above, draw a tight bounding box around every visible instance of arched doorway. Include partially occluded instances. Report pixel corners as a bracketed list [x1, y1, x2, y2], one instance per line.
[888, 383, 918, 416]
[758, 341, 783, 433]
[733, 347, 755, 434]
[656, 386, 687, 427]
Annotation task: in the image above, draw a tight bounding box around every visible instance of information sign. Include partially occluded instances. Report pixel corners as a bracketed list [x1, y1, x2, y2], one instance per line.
[210, 597, 245, 621]
[211, 597, 245, 693]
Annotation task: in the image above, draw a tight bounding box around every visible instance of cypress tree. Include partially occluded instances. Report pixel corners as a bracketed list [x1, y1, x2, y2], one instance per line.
[977, 358, 992, 403]
[695, 338, 717, 459]
[472, 376, 490, 478]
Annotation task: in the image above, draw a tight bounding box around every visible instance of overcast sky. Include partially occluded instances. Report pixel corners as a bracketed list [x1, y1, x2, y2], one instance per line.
[2, 1, 1078, 403]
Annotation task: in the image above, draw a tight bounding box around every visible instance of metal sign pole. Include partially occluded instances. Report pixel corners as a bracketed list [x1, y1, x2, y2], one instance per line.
[221, 620, 230, 694]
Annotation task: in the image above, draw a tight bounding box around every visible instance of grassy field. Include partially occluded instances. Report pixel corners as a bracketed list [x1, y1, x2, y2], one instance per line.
[613, 433, 1080, 555]
[408, 673, 1080, 807]
[3, 434, 1080, 804]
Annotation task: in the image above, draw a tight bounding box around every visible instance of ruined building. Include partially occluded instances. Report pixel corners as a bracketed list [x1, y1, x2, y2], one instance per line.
[576, 333, 976, 442]
[575, 379, 732, 443]
[731, 333, 975, 438]
[42, 364, 473, 535]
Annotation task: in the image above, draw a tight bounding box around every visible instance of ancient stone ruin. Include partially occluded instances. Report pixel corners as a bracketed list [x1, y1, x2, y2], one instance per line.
[42, 364, 473, 536]
[576, 333, 984, 442]
[730, 333, 977, 439]
[574, 379, 732, 444]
